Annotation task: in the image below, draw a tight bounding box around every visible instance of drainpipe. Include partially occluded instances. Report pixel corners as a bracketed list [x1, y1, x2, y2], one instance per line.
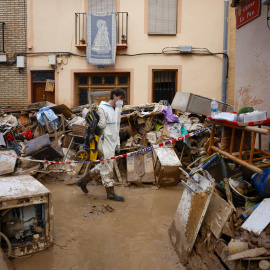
[222, 0, 229, 103]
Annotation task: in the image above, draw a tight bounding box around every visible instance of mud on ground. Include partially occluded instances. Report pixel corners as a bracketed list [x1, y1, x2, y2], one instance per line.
[12, 179, 185, 270]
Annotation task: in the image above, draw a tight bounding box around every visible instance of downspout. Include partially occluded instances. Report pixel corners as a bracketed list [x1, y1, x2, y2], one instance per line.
[222, 0, 229, 103]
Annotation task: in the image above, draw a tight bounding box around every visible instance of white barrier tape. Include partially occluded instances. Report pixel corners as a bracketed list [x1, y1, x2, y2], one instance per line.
[0, 126, 211, 165]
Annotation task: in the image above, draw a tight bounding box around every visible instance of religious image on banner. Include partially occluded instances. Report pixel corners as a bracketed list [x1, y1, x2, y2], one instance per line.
[92, 19, 111, 54]
[86, 13, 117, 66]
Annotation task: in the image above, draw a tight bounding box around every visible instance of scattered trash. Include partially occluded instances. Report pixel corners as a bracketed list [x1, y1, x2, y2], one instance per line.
[1, 93, 269, 270]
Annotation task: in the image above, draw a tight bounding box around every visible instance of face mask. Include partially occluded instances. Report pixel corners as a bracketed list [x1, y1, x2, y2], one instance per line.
[115, 100, 123, 107]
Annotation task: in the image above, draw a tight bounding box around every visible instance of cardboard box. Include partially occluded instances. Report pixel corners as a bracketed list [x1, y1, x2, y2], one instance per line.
[153, 147, 182, 186]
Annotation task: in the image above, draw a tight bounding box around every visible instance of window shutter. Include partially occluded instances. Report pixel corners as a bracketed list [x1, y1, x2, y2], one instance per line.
[148, 0, 177, 35]
[88, 0, 116, 13]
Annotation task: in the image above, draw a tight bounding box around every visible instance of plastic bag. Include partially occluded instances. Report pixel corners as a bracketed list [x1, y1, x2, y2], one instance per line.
[161, 106, 179, 124]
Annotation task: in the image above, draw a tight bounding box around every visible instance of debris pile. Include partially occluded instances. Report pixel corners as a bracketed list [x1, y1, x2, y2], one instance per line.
[168, 94, 270, 269]
[0, 101, 211, 186]
[1, 92, 270, 270]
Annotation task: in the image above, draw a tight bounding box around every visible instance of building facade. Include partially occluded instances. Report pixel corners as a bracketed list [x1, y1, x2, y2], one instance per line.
[1, 0, 236, 109]
[0, 0, 27, 109]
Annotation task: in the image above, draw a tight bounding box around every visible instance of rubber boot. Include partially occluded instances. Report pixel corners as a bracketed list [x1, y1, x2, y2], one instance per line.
[105, 187, 125, 202]
[76, 173, 92, 194]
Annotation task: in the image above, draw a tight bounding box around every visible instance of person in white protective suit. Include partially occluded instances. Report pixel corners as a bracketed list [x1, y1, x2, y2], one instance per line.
[76, 88, 125, 202]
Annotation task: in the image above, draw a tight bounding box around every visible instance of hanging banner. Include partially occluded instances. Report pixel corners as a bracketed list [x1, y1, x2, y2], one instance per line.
[236, 0, 261, 29]
[86, 13, 117, 66]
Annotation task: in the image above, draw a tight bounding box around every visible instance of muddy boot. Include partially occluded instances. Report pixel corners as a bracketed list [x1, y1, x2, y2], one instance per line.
[105, 187, 125, 202]
[76, 173, 92, 194]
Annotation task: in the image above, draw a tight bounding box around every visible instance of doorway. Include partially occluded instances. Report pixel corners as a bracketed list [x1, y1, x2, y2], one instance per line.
[31, 71, 55, 103]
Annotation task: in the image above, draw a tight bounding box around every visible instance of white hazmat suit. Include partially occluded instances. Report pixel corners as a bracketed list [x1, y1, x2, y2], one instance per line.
[88, 101, 122, 187]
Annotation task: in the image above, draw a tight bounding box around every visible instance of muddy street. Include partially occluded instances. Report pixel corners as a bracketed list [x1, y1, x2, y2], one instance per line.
[12, 181, 184, 270]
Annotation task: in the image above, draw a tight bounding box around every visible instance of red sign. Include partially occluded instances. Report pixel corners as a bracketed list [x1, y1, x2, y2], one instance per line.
[236, 0, 261, 29]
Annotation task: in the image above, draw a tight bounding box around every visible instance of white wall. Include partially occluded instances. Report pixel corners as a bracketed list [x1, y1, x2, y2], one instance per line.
[234, 4, 270, 150]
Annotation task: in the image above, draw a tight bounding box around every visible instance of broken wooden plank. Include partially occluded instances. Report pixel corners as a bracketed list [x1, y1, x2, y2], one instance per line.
[215, 240, 236, 270]
[114, 160, 123, 183]
[228, 248, 268, 261]
[204, 192, 233, 239]
[241, 198, 270, 235]
[0, 150, 17, 176]
[169, 174, 214, 264]
[221, 221, 235, 238]
[126, 151, 155, 183]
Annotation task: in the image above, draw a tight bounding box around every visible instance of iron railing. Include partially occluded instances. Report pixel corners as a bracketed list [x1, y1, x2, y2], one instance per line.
[75, 12, 128, 46]
[0, 22, 5, 53]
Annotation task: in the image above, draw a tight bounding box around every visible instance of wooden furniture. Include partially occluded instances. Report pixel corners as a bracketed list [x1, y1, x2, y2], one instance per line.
[208, 117, 270, 175]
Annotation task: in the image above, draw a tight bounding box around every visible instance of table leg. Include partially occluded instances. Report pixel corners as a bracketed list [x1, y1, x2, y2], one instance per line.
[63, 136, 75, 161]
[238, 131, 245, 160]
[229, 127, 235, 155]
[249, 132, 256, 164]
[208, 123, 215, 155]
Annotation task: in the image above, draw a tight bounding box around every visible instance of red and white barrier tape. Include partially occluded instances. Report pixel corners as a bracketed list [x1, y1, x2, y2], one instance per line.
[0, 125, 211, 164]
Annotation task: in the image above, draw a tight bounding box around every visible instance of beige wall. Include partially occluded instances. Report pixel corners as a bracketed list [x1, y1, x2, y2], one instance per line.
[27, 0, 227, 108]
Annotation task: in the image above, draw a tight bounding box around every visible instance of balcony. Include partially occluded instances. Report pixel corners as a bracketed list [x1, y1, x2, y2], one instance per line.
[75, 12, 128, 51]
[0, 22, 5, 53]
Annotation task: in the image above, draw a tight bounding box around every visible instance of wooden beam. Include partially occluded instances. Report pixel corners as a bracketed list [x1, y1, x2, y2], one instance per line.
[211, 146, 263, 174]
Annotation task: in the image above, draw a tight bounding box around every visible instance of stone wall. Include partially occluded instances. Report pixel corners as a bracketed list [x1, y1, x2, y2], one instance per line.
[0, 0, 27, 109]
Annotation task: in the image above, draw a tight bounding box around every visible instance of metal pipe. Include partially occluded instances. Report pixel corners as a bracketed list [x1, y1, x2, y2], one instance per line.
[222, 0, 229, 103]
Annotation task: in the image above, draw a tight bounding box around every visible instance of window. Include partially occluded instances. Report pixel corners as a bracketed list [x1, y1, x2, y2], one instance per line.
[88, 0, 116, 13]
[148, 0, 177, 35]
[0, 22, 5, 53]
[153, 70, 176, 104]
[76, 73, 130, 106]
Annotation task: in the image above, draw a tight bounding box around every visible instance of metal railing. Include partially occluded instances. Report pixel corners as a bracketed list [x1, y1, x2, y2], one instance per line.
[75, 12, 128, 46]
[0, 22, 5, 53]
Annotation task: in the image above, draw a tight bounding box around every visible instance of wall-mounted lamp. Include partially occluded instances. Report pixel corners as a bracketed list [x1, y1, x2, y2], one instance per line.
[16, 56, 24, 74]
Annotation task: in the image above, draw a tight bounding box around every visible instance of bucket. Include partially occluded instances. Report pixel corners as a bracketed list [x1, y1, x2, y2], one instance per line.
[252, 166, 270, 199]
[229, 175, 260, 207]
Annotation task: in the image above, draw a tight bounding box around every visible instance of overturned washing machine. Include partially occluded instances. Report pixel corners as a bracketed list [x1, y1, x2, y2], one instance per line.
[0, 175, 53, 257]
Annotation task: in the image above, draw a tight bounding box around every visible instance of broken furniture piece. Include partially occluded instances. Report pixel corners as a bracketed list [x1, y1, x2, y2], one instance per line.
[25, 133, 63, 161]
[153, 147, 182, 186]
[169, 173, 215, 264]
[241, 198, 270, 235]
[171, 92, 234, 116]
[208, 118, 270, 175]
[0, 175, 53, 257]
[126, 151, 155, 184]
[0, 150, 17, 176]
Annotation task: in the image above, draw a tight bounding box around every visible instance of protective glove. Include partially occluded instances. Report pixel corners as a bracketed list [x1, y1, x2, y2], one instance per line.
[116, 144, 121, 153]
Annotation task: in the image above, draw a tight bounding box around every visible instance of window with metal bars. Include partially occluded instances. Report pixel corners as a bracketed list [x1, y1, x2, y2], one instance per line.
[153, 70, 176, 105]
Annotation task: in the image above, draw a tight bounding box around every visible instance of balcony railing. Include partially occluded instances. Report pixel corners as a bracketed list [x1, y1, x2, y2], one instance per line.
[0, 22, 5, 53]
[75, 12, 128, 47]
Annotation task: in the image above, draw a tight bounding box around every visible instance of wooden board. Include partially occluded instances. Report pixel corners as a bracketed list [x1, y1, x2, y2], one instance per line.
[169, 174, 214, 264]
[228, 248, 267, 261]
[241, 198, 270, 235]
[204, 192, 233, 239]
[0, 150, 17, 176]
[126, 151, 155, 183]
[0, 175, 50, 201]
